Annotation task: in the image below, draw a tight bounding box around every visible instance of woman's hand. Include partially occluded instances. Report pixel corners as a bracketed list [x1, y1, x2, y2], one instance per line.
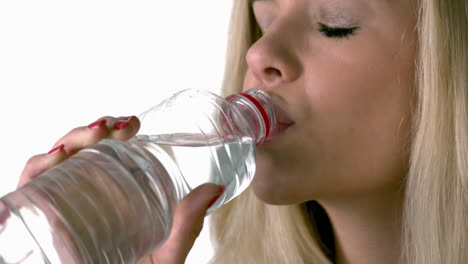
[18, 116, 140, 188]
[18, 115, 224, 264]
[138, 182, 224, 264]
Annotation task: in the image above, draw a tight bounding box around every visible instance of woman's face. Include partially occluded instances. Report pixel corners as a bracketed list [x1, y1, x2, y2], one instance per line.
[243, 0, 418, 204]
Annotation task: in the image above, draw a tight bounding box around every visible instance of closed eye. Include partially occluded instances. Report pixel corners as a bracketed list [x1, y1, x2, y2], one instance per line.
[318, 23, 359, 39]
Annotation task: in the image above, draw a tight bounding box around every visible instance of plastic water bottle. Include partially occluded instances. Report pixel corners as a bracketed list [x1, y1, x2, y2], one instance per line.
[0, 88, 278, 264]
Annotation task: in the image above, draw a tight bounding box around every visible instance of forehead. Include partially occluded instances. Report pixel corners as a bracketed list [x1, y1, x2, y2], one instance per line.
[249, 0, 413, 19]
[249, 0, 372, 18]
[248, 0, 395, 10]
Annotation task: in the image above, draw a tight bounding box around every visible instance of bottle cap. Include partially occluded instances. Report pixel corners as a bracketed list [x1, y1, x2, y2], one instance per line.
[225, 89, 277, 145]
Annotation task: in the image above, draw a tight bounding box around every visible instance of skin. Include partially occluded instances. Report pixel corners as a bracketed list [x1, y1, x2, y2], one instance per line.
[245, 0, 417, 263]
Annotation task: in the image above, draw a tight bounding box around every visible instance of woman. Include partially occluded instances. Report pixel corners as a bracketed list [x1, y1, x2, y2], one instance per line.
[19, 0, 467, 263]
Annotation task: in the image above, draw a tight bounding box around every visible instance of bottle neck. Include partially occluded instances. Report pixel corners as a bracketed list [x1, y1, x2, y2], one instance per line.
[225, 89, 277, 145]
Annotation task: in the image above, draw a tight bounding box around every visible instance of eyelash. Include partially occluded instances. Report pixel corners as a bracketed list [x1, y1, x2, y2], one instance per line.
[318, 23, 359, 39]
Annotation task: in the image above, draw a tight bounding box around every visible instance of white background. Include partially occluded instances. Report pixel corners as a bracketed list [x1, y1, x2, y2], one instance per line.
[0, 1, 233, 263]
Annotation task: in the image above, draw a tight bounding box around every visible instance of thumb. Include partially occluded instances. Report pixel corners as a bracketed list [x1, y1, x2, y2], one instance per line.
[151, 183, 226, 264]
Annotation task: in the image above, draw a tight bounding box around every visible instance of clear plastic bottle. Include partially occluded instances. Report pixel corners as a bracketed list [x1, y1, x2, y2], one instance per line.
[0, 88, 277, 264]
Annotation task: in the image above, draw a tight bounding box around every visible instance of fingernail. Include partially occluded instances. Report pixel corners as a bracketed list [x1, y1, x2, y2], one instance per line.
[0, 200, 11, 223]
[48, 144, 65, 155]
[113, 120, 129, 130]
[208, 185, 226, 208]
[124, 116, 134, 121]
[87, 119, 107, 129]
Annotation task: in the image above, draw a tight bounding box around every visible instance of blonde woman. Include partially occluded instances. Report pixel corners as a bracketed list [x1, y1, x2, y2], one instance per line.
[18, 0, 467, 263]
[210, 0, 467, 263]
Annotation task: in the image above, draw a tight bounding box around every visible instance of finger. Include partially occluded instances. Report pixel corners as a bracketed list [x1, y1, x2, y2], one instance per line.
[53, 118, 111, 155]
[18, 115, 140, 188]
[18, 144, 67, 188]
[151, 183, 226, 264]
[52, 116, 140, 155]
[109, 115, 141, 141]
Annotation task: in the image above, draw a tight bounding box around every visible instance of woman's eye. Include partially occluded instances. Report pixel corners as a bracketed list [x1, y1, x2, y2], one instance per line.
[318, 23, 359, 39]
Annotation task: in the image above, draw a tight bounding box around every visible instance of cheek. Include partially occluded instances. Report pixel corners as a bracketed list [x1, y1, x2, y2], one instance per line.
[300, 39, 414, 195]
[308, 22, 416, 149]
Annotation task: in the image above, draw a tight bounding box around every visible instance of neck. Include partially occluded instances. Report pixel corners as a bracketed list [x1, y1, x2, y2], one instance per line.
[317, 186, 404, 264]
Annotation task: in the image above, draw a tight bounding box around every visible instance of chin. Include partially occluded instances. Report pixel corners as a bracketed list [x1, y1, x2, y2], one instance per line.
[250, 151, 299, 205]
[250, 176, 300, 205]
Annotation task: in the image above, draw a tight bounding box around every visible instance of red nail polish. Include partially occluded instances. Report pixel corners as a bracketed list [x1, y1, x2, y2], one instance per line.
[208, 185, 226, 208]
[87, 119, 107, 129]
[48, 144, 65, 155]
[114, 120, 129, 130]
[0, 200, 11, 223]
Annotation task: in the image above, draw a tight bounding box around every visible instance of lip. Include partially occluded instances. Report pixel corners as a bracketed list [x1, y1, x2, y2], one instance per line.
[260, 123, 295, 146]
[269, 95, 295, 126]
[260, 93, 296, 145]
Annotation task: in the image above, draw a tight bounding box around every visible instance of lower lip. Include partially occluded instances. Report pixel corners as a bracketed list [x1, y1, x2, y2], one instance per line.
[259, 123, 295, 146]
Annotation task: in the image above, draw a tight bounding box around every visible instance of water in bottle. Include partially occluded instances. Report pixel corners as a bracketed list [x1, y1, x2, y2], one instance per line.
[0, 88, 278, 264]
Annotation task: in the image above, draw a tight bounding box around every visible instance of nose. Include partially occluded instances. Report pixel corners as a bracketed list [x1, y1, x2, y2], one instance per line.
[245, 25, 302, 88]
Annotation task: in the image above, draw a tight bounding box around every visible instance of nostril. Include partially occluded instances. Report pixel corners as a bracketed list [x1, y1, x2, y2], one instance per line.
[264, 67, 282, 77]
[263, 67, 283, 84]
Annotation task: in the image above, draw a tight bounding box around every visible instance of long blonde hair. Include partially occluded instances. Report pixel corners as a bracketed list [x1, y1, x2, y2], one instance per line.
[209, 0, 468, 263]
[403, 0, 468, 263]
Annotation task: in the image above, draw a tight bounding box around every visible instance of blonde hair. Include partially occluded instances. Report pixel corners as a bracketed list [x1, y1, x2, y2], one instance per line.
[403, 0, 468, 263]
[209, 0, 468, 263]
